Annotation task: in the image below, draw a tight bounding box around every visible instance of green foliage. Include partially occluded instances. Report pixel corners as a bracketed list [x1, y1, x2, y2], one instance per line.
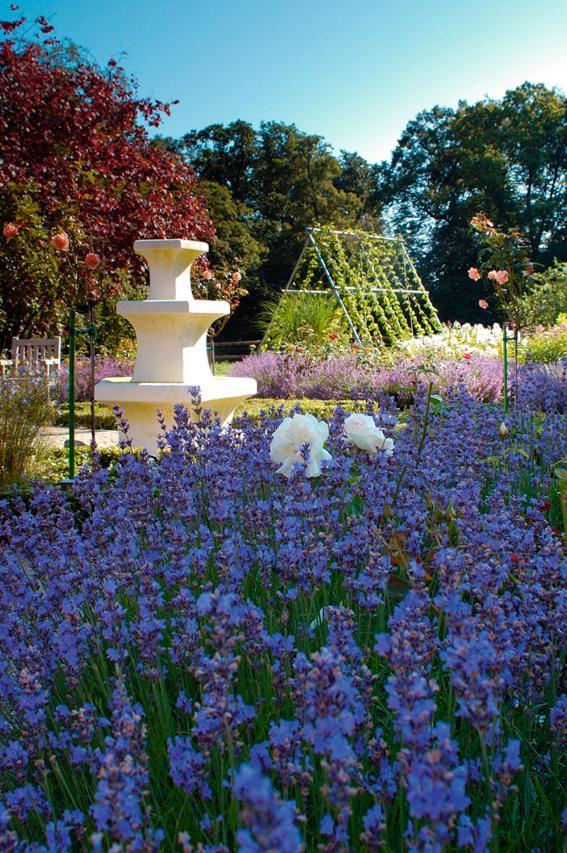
[55, 402, 119, 430]
[0, 184, 62, 349]
[35, 445, 122, 485]
[521, 323, 567, 364]
[236, 396, 373, 423]
[259, 292, 347, 348]
[379, 83, 567, 322]
[516, 261, 567, 328]
[90, 270, 145, 356]
[178, 121, 384, 338]
[265, 226, 441, 347]
[196, 179, 266, 275]
[552, 458, 567, 541]
[0, 373, 55, 487]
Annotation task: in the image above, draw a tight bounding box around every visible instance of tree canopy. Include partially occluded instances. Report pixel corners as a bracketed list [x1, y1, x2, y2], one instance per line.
[0, 14, 214, 349]
[377, 83, 567, 321]
[174, 121, 383, 338]
[175, 84, 566, 337]
[1, 8, 565, 349]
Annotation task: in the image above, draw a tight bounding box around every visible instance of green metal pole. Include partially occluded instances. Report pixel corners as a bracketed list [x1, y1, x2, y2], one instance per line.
[68, 310, 75, 481]
[306, 230, 363, 345]
[513, 329, 519, 408]
[502, 325, 509, 414]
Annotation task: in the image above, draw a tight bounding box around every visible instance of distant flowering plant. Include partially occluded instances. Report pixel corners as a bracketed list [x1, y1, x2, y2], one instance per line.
[232, 350, 530, 408]
[397, 322, 508, 359]
[57, 354, 133, 402]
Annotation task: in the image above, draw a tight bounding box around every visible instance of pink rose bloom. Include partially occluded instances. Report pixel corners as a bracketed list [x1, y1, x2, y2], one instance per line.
[478, 299, 489, 310]
[3, 222, 18, 241]
[232, 271, 242, 282]
[467, 267, 481, 281]
[487, 270, 498, 282]
[51, 232, 69, 251]
[202, 270, 214, 280]
[495, 270, 509, 284]
[85, 252, 101, 270]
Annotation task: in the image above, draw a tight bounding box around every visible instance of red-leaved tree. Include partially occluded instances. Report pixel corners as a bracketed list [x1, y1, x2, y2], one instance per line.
[0, 12, 216, 350]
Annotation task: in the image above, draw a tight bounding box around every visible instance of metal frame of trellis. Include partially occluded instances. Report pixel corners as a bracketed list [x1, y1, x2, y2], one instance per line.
[259, 227, 438, 347]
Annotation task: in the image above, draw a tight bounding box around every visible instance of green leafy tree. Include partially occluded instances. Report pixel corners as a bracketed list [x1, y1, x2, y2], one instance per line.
[516, 260, 567, 328]
[379, 83, 567, 322]
[196, 179, 266, 275]
[178, 121, 382, 338]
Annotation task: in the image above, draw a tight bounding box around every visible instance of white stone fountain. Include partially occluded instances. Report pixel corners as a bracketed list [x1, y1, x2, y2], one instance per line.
[95, 239, 257, 452]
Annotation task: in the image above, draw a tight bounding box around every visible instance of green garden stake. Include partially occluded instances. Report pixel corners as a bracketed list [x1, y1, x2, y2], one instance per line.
[68, 309, 76, 480]
[88, 303, 96, 447]
[502, 325, 509, 413]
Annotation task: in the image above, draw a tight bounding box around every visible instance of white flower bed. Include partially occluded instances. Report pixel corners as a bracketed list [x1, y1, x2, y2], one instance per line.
[398, 323, 512, 359]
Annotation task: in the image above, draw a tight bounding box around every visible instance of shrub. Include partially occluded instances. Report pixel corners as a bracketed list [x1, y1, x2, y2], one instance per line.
[231, 351, 506, 406]
[55, 402, 119, 430]
[516, 361, 567, 414]
[0, 371, 54, 487]
[516, 260, 567, 327]
[521, 323, 567, 364]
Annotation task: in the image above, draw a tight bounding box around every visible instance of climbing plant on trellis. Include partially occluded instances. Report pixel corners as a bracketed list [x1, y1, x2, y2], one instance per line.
[261, 226, 441, 347]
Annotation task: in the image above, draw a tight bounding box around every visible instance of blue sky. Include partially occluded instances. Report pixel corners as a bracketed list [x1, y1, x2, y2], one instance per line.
[17, 0, 567, 163]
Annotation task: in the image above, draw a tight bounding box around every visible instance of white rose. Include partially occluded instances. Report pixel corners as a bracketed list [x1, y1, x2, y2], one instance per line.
[269, 413, 332, 478]
[343, 413, 395, 457]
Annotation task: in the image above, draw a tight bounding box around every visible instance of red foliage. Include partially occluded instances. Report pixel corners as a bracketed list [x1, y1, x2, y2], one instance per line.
[0, 14, 215, 284]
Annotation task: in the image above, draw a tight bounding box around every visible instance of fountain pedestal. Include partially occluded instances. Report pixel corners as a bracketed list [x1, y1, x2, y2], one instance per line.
[95, 239, 256, 451]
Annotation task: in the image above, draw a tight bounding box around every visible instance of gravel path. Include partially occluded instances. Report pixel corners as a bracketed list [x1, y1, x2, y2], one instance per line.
[39, 426, 120, 450]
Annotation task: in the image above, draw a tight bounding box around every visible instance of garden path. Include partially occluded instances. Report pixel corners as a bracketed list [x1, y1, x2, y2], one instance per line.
[39, 426, 119, 449]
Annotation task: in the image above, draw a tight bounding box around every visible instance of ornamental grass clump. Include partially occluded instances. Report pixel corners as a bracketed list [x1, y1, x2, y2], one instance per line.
[0, 389, 565, 850]
[0, 370, 53, 488]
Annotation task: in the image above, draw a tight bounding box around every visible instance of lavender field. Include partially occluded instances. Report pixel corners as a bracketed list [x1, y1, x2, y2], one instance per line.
[1, 385, 565, 851]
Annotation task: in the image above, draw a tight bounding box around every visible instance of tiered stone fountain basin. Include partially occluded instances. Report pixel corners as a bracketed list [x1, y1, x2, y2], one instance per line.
[95, 239, 257, 452]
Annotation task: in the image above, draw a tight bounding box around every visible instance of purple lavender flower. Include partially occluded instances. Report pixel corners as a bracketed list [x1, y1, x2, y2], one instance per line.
[405, 723, 470, 849]
[550, 694, 567, 748]
[168, 736, 211, 800]
[235, 764, 303, 852]
[360, 803, 386, 848]
[90, 680, 160, 848]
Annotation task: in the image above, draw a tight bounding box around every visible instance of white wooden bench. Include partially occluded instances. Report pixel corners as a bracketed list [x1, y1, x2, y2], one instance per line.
[0, 336, 62, 379]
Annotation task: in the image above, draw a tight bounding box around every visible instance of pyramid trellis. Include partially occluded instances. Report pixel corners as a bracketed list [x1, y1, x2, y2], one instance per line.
[262, 226, 441, 347]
